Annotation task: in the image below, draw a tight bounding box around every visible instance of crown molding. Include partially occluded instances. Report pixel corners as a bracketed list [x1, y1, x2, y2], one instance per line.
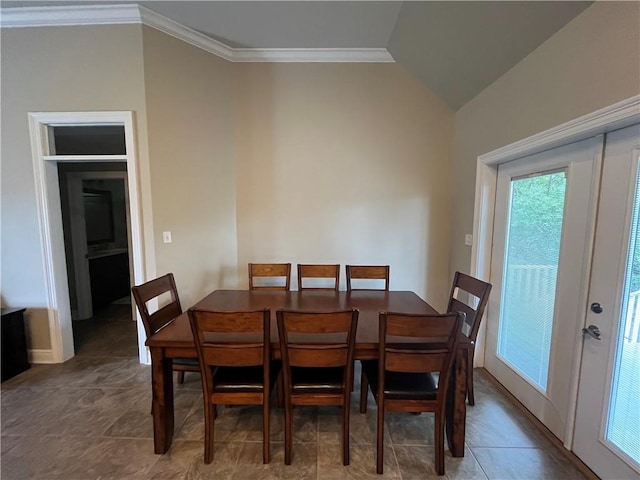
[233, 47, 394, 63]
[0, 4, 141, 27]
[137, 5, 235, 62]
[0, 4, 395, 64]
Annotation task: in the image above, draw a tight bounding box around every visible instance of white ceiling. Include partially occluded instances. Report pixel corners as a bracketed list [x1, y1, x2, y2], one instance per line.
[0, 1, 592, 109]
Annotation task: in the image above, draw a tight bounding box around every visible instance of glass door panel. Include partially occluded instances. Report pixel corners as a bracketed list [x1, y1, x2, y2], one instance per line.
[498, 171, 567, 390]
[573, 124, 640, 479]
[487, 136, 602, 442]
[606, 159, 640, 466]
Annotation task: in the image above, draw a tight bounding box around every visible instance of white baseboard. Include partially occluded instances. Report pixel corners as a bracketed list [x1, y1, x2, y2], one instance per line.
[28, 349, 55, 364]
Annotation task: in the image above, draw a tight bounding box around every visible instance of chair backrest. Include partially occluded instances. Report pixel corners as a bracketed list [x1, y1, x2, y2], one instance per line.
[446, 272, 492, 341]
[297, 264, 340, 291]
[379, 311, 465, 401]
[346, 265, 390, 291]
[188, 308, 271, 394]
[132, 273, 182, 339]
[277, 309, 359, 385]
[248, 263, 291, 291]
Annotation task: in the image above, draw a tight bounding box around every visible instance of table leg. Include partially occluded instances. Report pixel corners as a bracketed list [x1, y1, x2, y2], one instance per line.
[446, 347, 467, 457]
[151, 347, 174, 454]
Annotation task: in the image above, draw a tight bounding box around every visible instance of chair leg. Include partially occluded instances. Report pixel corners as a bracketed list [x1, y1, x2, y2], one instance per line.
[263, 398, 270, 464]
[434, 413, 445, 475]
[177, 370, 185, 385]
[284, 402, 292, 465]
[204, 402, 216, 464]
[359, 369, 369, 414]
[343, 399, 351, 465]
[467, 349, 475, 406]
[376, 402, 385, 474]
[276, 373, 284, 408]
[350, 360, 355, 392]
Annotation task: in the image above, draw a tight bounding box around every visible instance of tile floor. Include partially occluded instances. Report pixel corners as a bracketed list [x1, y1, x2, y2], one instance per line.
[1, 303, 589, 479]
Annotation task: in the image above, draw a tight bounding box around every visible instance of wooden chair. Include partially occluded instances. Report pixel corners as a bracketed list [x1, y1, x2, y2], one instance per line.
[446, 272, 492, 405]
[276, 309, 359, 465]
[359, 311, 464, 475]
[297, 264, 340, 291]
[132, 273, 199, 384]
[248, 263, 291, 291]
[346, 265, 390, 291]
[345, 265, 390, 391]
[188, 308, 278, 464]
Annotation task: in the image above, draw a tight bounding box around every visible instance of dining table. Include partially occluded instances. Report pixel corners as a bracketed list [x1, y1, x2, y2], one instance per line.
[145, 289, 471, 457]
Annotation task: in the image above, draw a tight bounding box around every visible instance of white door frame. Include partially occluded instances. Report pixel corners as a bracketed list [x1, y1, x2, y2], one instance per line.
[471, 95, 640, 448]
[28, 111, 147, 364]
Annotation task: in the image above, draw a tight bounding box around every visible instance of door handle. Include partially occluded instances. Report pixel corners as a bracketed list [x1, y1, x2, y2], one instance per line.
[582, 324, 602, 341]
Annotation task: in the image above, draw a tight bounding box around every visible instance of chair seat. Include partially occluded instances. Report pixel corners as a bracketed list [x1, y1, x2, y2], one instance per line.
[291, 366, 344, 393]
[174, 358, 199, 367]
[362, 361, 437, 400]
[213, 363, 280, 392]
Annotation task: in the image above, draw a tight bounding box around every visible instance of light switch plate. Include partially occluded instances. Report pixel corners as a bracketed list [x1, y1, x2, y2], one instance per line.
[464, 234, 473, 246]
[163, 231, 172, 244]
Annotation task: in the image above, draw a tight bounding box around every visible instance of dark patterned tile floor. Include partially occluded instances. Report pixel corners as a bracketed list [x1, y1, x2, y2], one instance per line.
[1, 304, 590, 479]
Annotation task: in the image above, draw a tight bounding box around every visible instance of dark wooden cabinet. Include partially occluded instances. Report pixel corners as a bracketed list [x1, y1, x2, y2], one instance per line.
[89, 251, 131, 311]
[1, 308, 30, 382]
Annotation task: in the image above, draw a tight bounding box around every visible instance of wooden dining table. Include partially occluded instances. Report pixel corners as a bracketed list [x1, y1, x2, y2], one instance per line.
[145, 289, 470, 457]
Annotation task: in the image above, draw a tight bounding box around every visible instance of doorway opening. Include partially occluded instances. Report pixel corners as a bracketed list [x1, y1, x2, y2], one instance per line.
[58, 161, 137, 357]
[28, 112, 147, 364]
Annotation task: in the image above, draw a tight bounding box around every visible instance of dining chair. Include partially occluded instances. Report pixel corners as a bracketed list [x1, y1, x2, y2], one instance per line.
[132, 273, 199, 385]
[188, 308, 278, 464]
[248, 263, 291, 290]
[344, 265, 390, 391]
[446, 272, 492, 405]
[359, 311, 465, 475]
[297, 264, 340, 291]
[276, 309, 359, 465]
[346, 265, 390, 291]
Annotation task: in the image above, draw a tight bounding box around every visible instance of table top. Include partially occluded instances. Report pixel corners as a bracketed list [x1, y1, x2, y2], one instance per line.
[146, 289, 439, 349]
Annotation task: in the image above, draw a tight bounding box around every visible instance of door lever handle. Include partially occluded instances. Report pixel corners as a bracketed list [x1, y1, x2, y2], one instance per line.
[582, 324, 601, 341]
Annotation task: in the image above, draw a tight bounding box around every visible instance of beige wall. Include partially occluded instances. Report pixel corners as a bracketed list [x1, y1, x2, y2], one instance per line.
[451, 1, 640, 275]
[235, 63, 455, 308]
[0, 25, 149, 350]
[0, 22, 458, 356]
[141, 27, 238, 308]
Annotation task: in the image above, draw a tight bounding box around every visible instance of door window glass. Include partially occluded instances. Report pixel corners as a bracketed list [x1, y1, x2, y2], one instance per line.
[497, 170, 567, 390]
[606, 157, 640, 466]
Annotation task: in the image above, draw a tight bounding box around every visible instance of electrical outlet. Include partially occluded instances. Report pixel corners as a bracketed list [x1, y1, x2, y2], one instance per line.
[464, 234, 473, 246]
[163, 231, 172, 244]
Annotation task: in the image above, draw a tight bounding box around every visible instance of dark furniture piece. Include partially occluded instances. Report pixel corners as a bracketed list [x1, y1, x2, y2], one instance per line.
[145, 290, 471, 458]
[346, 265, 390, 291]
[188, 308, 278, 464]
[360, 311, 464, 475]
[345, 264, 390, 391]
[132, 273, 199, 385]
[1, 308, 30, 382]
[248, 263, 291, 291]
[297, 264, 340, 291]
[88, 251, 130, 311]
[446, 272, 492, 405]
[277, 309, 358, 465]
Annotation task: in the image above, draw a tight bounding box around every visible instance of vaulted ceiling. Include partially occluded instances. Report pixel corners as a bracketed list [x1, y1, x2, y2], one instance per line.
[0, 1, 592, 109]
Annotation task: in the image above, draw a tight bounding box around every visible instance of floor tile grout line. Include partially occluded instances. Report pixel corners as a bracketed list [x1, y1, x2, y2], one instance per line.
[468, 445, 545, 449]
[466, 443, 491, 480]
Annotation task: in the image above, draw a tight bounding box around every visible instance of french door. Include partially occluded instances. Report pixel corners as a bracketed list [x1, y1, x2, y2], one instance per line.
[573, 124, 640, 479]
[486, 137, 602, 441]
